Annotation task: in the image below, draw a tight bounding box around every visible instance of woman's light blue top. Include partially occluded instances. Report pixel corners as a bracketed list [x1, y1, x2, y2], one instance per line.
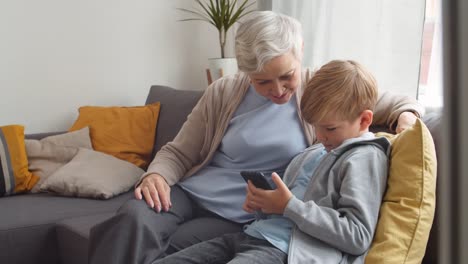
[244, 148, 326, 253]
[178, 85, 307, 223]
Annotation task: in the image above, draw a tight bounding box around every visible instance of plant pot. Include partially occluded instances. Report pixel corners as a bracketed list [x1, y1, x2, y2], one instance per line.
[207, 58, 238, 84]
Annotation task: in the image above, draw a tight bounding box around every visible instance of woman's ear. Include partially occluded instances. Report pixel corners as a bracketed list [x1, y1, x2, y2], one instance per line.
[360, 110, 373, 130]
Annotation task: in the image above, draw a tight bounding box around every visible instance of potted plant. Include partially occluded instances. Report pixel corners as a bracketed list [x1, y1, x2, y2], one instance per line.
[178, 0, 256, 83]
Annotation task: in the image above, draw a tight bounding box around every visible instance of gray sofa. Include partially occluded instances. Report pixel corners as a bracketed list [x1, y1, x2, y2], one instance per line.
[0, 85, 441, 264]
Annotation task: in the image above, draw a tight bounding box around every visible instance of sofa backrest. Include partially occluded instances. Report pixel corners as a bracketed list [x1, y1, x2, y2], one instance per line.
[145, 85, 203, 158]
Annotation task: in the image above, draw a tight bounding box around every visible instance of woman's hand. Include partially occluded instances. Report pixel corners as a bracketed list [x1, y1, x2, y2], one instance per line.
[134, 173, 172, 212]
[396, 111, 418, 134]
[243, 172, 293, 215]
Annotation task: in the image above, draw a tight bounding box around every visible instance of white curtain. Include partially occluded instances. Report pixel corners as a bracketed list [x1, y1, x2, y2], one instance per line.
[420, 0, 443, 110]
[271, 0, 426, 98]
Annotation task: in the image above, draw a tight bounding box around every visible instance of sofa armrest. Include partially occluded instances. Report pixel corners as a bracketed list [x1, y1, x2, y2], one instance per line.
[421, 110, 442, 264]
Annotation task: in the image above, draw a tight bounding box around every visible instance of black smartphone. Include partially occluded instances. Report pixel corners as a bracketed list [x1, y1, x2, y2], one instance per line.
[240, 171, 275, 190]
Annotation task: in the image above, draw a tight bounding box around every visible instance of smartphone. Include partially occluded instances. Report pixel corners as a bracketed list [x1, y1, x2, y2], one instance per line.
[240, 171, 275, 190]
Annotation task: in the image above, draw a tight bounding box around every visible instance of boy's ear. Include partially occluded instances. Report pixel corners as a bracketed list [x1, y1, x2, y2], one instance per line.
[360, 110, 373, 130]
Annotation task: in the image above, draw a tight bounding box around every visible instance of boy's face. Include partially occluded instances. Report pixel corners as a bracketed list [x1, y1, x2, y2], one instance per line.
[314, 112, 370, 152]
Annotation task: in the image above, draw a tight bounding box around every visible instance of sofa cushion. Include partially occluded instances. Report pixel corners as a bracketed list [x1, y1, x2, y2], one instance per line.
[56, 213, 114, 264]
[0, 192, 133, 264]
[40, 148, 144, 199]
[0, 191, 133, 231]
[26, 127, 93, 193]
[366, 119, 437, 263]
[0, 222, 60, 264]
[145, 86, 203, 156]
[69, 103, 161, 169]
[0, 125, 38, 196]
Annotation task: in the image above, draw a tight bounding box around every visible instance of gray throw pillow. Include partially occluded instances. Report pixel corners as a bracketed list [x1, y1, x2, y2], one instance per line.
[40, 148, 144, 199]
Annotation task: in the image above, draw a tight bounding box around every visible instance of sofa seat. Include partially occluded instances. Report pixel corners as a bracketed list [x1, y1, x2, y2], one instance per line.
[0, 192, 133, 264]
[56, 212, 115, 264]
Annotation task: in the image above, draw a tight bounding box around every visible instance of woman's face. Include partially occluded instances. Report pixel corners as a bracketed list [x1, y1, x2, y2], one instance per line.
[248, 53, 302, 104]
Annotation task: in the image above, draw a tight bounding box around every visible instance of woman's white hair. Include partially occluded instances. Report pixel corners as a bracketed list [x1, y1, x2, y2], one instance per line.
[235, 11, 303, 73]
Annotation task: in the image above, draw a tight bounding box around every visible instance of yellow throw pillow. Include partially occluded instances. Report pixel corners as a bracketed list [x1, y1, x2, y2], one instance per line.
[366, 119, 437, 263]
[0, 125, 39, 196]
[69, 103, 160, 169]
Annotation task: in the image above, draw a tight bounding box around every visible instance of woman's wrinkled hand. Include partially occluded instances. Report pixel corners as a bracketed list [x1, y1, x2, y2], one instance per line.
[243, 172, 293, 215]
[134, 173, 172, 212]
[396, 111, 418, 134]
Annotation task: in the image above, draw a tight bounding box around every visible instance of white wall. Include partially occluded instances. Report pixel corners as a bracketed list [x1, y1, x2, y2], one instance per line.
[0, 0, 230, 133]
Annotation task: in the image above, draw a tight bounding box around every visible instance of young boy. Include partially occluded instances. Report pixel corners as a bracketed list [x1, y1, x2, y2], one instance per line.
[152, 60, 390, 264]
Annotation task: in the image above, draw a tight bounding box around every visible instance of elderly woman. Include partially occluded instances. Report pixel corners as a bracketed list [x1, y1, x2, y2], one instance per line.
[89, 11, 423, 264]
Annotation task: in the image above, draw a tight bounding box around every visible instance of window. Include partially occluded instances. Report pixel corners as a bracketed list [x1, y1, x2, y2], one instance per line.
[418, 0, 443, 111]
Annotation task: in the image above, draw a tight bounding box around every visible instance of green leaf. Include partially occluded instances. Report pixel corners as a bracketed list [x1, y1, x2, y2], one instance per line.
[178, 0, 257, 58]
[176, 7, 211, 21]
[196, 0, 217, 25]
[227, 0, 255, 29]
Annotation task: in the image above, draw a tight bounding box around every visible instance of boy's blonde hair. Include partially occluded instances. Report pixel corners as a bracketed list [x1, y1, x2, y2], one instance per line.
[300, 60, 378, 124]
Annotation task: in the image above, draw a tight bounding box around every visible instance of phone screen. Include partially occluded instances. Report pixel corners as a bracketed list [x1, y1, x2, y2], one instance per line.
[240, 171, 274, 190]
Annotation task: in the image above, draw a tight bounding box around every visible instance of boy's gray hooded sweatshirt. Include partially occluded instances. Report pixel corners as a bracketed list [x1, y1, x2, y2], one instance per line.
[283, 135, 390, 264]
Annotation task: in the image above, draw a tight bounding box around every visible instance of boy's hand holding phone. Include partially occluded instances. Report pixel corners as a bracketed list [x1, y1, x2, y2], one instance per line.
[243, 172, 293, 215]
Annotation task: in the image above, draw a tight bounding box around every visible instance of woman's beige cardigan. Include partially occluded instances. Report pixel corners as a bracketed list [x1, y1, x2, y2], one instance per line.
[139, 70, 424, 186]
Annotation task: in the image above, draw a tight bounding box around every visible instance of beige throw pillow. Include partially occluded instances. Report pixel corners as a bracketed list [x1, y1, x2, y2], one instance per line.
[26, 127, 92, 192]
[40, 148, 144, 199]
